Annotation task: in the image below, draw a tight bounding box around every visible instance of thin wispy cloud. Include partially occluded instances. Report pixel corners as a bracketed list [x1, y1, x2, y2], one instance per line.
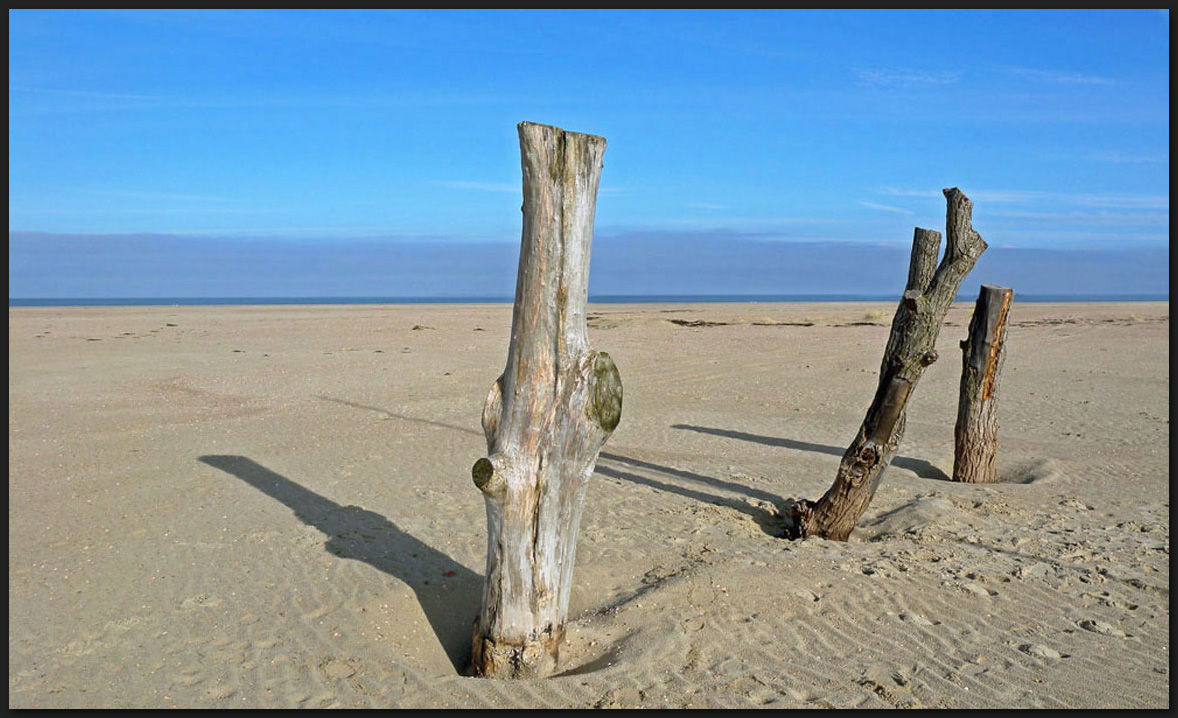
[12, 206, 278, 217]
[872, 187, 939, 197]
[436, 180, 519, 193]
[686, 202, 729, 210]
[155, 226, 433, 238]
[858, 201, 914, 217]
[987, 192, 1168, 210]
[987, 209, 1170, 227]
[872, 187, 1168, 210]
[10, 189, 255, 224]
[9, 85, 159, 101]
[12, 85, 509, 112]
[1088, 151, 1168, 164]
[1005, 66, 1115, 86]
[614, 216, 850, 229]
[853, 68, 961, 87]
[86, 189, 241, 204]
[599, 216, 879, 245]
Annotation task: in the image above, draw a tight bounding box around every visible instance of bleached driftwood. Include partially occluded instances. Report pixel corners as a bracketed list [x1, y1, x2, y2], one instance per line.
[953, 284, 1014, 483]
[470, 122, 622, 678]
[792, 188, 987, 541]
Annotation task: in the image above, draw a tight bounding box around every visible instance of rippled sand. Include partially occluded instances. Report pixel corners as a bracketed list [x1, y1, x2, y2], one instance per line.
[8, 301, 1169, 708]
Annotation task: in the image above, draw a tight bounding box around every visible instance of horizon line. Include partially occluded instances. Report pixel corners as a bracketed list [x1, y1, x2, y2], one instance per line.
[9, 292, 1168, 308]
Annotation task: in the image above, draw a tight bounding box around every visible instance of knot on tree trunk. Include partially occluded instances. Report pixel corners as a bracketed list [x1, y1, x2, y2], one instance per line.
[472, 454, 509, 497]
[589, 351, 623, 433]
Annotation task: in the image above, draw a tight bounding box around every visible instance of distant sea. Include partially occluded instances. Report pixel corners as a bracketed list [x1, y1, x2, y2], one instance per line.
[8, 294, 1169, 307]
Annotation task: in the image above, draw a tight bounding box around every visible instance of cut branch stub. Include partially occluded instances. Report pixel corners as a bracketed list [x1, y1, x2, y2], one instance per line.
[792, 188, 987, 541]
[469, 122, 621, 679]
[953, 284, 1013, 483]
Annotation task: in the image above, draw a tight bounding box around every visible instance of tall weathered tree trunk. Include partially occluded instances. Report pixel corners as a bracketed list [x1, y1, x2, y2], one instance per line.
[469, 122, 623, 679]
[953, 284, 1013, 483]
[792, 188, 987, 541]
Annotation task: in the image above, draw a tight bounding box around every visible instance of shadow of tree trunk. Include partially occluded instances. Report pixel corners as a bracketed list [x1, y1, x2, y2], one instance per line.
[671, 424, 949, 481]
[198, 454, 481, 674]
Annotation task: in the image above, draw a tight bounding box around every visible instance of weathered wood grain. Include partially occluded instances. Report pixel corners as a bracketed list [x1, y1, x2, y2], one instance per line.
[470, 122, 622, 678]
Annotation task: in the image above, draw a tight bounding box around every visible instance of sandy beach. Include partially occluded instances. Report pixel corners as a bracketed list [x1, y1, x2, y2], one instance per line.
[8, 300, 1169, 708]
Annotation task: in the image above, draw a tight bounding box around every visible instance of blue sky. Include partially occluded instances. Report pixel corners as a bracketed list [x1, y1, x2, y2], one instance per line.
[8, 9, 1170, 298]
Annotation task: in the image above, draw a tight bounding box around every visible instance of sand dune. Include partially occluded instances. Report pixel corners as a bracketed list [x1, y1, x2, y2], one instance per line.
[8, 301, 1169, 708]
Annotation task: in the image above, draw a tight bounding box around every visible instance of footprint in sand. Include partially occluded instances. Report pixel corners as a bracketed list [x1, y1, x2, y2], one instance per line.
[1019, 643, 1065, 660]
[181, 594, 223, 609]
[319, 657, 359, 680]
[858, 496, 965, 540]
[897, 612, 937, 627]
[962, 582, 998, 597]
[1000, 458, 1062, 484]
[1078, 618, 1128, 638]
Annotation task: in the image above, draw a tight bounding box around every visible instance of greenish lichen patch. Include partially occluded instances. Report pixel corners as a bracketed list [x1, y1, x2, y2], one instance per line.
[472, 457, 496, 490]
[592, 351, 623, 433]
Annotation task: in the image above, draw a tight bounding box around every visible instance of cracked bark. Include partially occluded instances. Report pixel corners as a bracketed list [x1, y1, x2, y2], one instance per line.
[469, 122, 622, 678]
[792, 188, 987, 541]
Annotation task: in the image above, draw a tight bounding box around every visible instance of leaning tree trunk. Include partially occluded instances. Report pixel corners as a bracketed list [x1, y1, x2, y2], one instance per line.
[792, 188, 987, 541]
[469, 122, 623, 679]
[952, 284, 1013, 483]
